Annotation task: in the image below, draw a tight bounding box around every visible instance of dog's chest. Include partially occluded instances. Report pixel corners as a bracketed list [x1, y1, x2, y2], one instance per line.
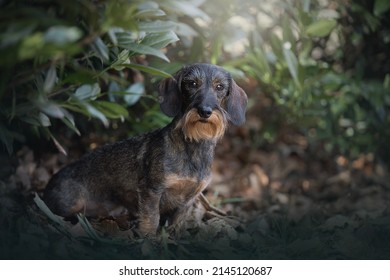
[161, 174, 211, 209]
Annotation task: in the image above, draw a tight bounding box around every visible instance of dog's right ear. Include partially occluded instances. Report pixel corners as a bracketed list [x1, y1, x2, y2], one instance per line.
[225, 79, 248, 126]
[158, 74, 182, 117]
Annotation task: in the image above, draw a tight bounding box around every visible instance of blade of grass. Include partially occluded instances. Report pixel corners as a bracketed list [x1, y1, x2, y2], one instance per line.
[77, 213, 102, 241]
[33, 193, 72, 238]
[33, 193, 65, 226]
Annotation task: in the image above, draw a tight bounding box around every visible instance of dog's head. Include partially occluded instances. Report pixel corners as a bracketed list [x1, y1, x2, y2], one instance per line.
[158, 63, 248, 141]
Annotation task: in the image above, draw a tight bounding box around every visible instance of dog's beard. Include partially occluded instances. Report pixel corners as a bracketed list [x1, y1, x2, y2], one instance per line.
[176, 109, 227, 142]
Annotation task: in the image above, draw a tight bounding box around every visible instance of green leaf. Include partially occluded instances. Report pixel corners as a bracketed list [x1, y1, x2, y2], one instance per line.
[384, 74, 390, 89]
[118, 63, 172, 78]
[61, 103, 89, 116]
[60, 114, 80, 136]
[74, 83, 101, 100]
[77, 214, 102, 241]
[43, 65, 57, 93]
[44, 26, 82, 45]
[210, 35, 223, 65]
[117, 37, 170, 61]
[62, 119, 80, 135]
[0, 24, 36, 48]
[103, 1, 138, 31]
[62, 68, 96, 84]
[33, 193, 66, 227]
[84, 103, 109, 127]
[135, 8, 166, 18]
[107, 81, 121, 99]
[161, 1, 210, 21]
[269, 34, 284, 61]
[138, 20, 176, 33]
[252, 47, 271, 77]
[47, 129, 67, 155]
[39, 112, 51, 127]
[374, 0, 390, 16]
[92, 101, 129, 119]
[283, 42, 301, 88]
[282, 17, 296, 50]
[92, 37, 109, 62]
[141, 31, 179, 49]
[20, 115, 41, 127]
[111, 49, 130, 71]
[18, 32, 44, 60]
[306, 19, 337, 37]
[123, 82, 144, 106]
[174, 22, 198, 37]
[144, 108, 172, 126]
[39, 103, 65, 119]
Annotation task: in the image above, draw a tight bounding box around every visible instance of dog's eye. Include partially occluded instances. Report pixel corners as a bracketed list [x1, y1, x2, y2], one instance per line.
[215, 84, 225, 91]
[187, 81, 198, 88]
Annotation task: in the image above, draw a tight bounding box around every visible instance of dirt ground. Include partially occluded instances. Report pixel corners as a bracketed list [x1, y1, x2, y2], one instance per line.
[1, 93, 390, 259]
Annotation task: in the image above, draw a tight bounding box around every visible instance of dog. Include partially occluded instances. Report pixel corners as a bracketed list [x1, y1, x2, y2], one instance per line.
[43, 63, 248, 236]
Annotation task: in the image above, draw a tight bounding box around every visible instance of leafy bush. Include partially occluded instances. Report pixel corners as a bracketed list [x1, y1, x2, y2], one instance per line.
[0, 0, 206, 154]
[251, 0, 390, 161]
[1, 0, 389, 163]
[185, 0, 390, 161]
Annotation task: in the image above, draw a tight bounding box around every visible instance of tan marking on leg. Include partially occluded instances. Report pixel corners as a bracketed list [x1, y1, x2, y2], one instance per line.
[164, 174, 211, 203]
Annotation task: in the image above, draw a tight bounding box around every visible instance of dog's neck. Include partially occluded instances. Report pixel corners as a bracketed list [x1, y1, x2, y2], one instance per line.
[165, 119, 217, 173]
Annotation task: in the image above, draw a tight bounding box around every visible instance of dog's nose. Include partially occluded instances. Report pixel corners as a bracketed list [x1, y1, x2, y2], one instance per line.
[198, 106, 213, 119]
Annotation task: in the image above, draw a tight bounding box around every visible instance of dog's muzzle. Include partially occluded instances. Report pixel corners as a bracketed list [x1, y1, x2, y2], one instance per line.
[176, 108, 227, 142]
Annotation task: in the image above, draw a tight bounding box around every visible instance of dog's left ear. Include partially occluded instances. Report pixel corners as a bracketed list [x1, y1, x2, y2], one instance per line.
[158, 74, 183, 117]
[225, 79, 248, 125]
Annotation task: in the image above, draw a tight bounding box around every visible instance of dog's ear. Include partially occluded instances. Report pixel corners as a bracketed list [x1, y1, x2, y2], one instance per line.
[158, 74, 182, 117]
[225, 79, 248, 125]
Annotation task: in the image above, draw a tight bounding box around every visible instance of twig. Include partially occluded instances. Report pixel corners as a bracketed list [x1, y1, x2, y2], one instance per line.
[199, 193, 226, 216]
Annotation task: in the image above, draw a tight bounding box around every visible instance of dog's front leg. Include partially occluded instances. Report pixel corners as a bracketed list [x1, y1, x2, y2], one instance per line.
[166, 204, 194, 237]
[137, 189, 162, 236]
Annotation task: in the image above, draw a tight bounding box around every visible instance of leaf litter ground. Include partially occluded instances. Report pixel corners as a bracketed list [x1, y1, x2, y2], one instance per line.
[1, 105, 390, 259]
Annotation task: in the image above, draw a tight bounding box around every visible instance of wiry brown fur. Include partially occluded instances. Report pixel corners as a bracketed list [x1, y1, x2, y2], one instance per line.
[175, 109, 227, 142]
[43, 63, 247, 236]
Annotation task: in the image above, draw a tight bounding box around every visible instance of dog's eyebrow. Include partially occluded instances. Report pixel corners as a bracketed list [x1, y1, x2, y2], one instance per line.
[182, 67, 205, 80]
[212, 71, 230, 82]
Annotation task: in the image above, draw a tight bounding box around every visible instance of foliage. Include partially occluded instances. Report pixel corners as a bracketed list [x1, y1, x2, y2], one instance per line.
[2, 189, 390, 259]
[234, 0, 390, 161]
[1, 0, 389, 162]
[0, 0, 204, 154]
[171, 0, 390, 162]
